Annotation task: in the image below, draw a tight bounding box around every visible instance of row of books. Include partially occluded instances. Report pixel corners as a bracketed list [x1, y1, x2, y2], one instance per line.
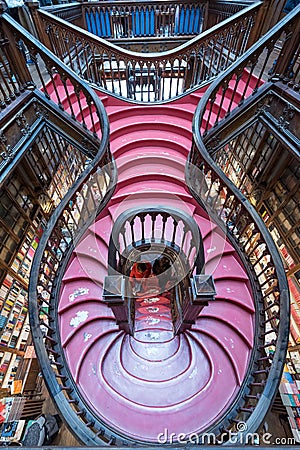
[0, 230, 35, 386]
[280, 366, 300, 442]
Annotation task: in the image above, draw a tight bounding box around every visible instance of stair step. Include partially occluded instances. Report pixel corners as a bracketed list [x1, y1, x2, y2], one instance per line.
[121, 334, 191, 381]
[75, 233, 108, 267]
[91, 213, 113, 244]
[60, 301, 117, 347]
[113, 178, 192, 200]
[207, 254, 249, 281]
[74, 330, 239, 440]
[101, 335, 210, 406]
[109, 112, 193, 134]
[111, 133, 191, 157]
[214, 279, 255, 312]
[59, 279, 104, 312]
[117, 155, 185, 183]
[62, 256, 107, 284]
[198, 299, 254, 345]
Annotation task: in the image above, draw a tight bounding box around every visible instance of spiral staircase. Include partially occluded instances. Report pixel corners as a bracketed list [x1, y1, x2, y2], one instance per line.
[0, 1, 295, 446]
[57, 115, 256, 439]
[28, 74, 287, 444]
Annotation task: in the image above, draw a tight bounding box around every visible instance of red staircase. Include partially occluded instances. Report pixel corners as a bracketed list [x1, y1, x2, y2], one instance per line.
[54, 87, 255, 442]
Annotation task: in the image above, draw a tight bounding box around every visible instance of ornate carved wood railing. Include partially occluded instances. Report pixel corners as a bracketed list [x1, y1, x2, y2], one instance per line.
[105, 206, 206, 334]
[196, 5, 300, 137]
[206, 0, 287, 35]
[187, 125, 290, 440]
[0, 12, 117, 446]
[108, 207, 204, 276]
[206, 0, 259, 28]
[42, 0, 209, 42]
[41, 0, 265, 43]
[29, 1, 263, 101]
[81, 0, 208, 40]
[186, 6, 298, 441]
[28, 154, 117, 444]
[0, 11, 106, 147]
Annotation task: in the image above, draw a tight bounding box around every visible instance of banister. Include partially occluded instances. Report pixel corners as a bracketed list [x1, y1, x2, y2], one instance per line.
[31, 1, 263, 101]
[187, 135, 290, 439]
[187, 7, 294, 442]
[43, 0, 260, 39]
[107, 206, 204, 277]
[28, 154, 117, 444]
[106, 206, 209, 336]
[0, 7, 119, 444]
[193, 5, 300, 137]
[42, 0, 208, 39]
[0, 12, 108, 145]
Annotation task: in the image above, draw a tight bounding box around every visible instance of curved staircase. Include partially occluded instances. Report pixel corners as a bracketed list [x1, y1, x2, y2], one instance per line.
[55, 89, 256, 443]
[1, 5, 294, 446]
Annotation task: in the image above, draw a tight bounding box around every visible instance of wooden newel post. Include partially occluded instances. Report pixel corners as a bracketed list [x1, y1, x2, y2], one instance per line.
[103, 275, 132, 334]
[180, 274, 216, 332]
[25, 0, 52, 49]
[0, 13, 33, 88]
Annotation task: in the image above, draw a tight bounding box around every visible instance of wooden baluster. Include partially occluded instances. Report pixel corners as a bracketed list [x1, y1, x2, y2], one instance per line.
[150, 212, 156, 241]
[96, 54, 106, 88]
[215, 34, 225, 73]
[60, 76, 75, 119]
[0, 50, 17, 102]
[130, 218, 135, 246]
[171, 218, 178, 245]
[214, 84, 227, 124]
[161, 214, 167, 242]
[140, 214, 146, 243]
[119, 225, 126, 254]
[75, 86, 88, 129]
[204, 93, 216, 133]
[181, 223, 188, 250]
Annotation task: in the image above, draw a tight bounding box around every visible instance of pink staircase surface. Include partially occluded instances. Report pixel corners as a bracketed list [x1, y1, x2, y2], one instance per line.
[55, 83, 256, 442]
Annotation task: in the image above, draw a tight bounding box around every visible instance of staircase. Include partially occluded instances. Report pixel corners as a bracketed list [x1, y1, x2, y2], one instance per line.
[1, 5, 294, 445]
[54, 88, 256, 443]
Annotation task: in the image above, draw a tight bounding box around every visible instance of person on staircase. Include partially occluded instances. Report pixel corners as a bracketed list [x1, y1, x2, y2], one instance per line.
[152, 256, 173, 297]
[129, 261, 152, 295]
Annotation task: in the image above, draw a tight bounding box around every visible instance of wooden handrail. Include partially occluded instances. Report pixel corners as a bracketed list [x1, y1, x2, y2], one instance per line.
[108, 206, 204, 275]
[0, 12, 108, 146]
[29, 1, 263, 101]
[188, 6, 298, 441]
[193, 5, 300, 137]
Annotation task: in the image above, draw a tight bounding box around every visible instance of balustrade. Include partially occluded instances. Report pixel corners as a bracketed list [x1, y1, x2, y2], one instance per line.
[0, 11, 107, 149]
[83, 1, 207, 40]
[30, 2, 262, 101]
[187, 5, 299, 440]
[44, 0, 208, 39]
[207, 0, 257, 28]
[108, 207, 204, 273]
[105, 207, 207, 334]
[194, 5, 300, 136]
[187, 140, 289, 438]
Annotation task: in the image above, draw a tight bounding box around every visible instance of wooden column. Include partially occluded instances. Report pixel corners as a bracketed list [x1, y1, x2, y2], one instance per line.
[25, 0, 53, 49]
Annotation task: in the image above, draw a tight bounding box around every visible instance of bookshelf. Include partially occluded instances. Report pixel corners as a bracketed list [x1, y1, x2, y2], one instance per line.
[0, 218, 43, 390]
